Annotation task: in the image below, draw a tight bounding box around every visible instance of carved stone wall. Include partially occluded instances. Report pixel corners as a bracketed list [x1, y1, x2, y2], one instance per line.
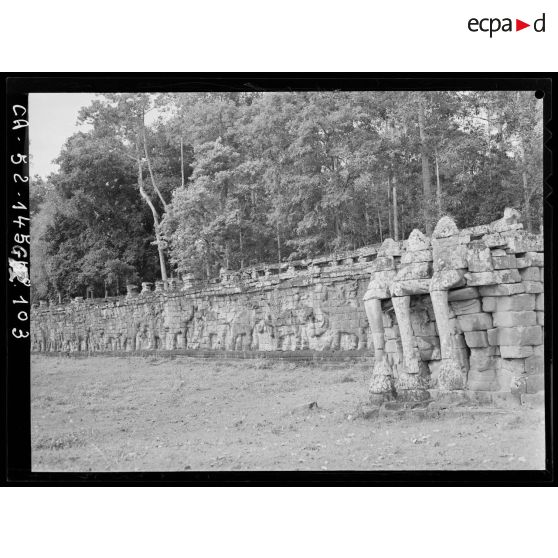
[31, 246, 378, 357]
[31, 209, 544, 398]
[363, 209, 544, 401]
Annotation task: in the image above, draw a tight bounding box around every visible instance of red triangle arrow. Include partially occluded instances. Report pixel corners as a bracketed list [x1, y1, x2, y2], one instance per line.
[516, 19, 530, 31]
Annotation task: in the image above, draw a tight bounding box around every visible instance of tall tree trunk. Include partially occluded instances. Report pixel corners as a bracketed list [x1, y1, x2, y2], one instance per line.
[142, 127, 168, 210]
[435, 148, 442, 218]
[516, 93, 533, 233]
[275, 173, 282, 263]
[239, 226, 244, 268]
[523, 178, 531, 232]
[376, 207, 383, 243]
[417, 94, 433, 235]
[136, 154, 168, 281]
[387, 176, 393, 239]
[392, 174, 399, 241]
[520, 145, 532, 232]
[276, 221, 281, 264]
[180, 136, 185, 188]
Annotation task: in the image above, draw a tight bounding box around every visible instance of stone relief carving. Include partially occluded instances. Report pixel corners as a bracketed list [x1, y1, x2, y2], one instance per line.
[31, 209, 544, 398]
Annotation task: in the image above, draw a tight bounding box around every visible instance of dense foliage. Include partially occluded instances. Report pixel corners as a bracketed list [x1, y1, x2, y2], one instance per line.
[31, 91, 543, 302]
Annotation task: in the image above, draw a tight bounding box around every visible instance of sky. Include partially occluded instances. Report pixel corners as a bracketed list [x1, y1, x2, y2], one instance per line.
[29, 93, 166, 178]
[29, 93, 96, 178]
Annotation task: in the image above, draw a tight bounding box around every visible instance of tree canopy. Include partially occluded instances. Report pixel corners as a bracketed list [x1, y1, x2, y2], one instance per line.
[30, 90, 543, 302]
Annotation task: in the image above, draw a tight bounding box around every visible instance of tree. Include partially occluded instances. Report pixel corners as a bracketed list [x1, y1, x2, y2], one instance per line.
[34, 90, 543, 298]
[78, 94, 170, 280]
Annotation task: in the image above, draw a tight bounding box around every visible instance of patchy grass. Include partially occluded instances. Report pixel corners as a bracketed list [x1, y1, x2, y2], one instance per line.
[31, 355, 546, 472]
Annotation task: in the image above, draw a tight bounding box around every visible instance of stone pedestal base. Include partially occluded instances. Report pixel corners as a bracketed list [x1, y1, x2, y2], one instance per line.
[396, 388, 431, 402]
[437, 358, 465, 391]
[368, 357, 396, 403]
[395, 361, 430, 401]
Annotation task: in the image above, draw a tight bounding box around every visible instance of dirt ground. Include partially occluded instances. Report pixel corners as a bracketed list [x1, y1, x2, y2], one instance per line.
[31, 355, 546, 472]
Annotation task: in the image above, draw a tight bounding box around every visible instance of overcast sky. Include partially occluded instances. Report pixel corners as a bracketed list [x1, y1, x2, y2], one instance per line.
[29, 93, 167, 178]
[29, 93, 97, 178]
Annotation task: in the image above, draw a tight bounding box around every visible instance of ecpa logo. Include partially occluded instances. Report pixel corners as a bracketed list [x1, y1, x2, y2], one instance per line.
[468, 13, 546, 37]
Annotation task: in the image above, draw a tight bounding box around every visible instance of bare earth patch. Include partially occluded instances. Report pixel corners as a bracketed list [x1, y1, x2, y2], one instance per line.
[31, 355, 546, 472]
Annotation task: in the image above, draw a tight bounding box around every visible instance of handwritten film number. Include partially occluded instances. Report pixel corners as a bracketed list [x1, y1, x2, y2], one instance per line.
[11, 104, 30, 339]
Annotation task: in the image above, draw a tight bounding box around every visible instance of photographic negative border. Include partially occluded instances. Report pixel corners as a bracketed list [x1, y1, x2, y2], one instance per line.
[3, 73, 555, 486]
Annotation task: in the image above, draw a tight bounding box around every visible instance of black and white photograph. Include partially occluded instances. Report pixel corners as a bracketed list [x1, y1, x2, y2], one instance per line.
[22, 85, 547, 473]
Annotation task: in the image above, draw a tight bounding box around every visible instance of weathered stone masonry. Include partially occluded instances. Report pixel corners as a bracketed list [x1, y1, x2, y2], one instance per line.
[32, 209, 545, 399]
[32, 247, 377, 355]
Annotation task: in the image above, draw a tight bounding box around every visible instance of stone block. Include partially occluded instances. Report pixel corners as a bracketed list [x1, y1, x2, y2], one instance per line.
[401, 249, 433, 264]
[525, 375, 545, 394]
[456, 312, 493, 332]
[464, 330, 489, 347]
[487, 326, 543, 346]
[415, 335, 439, 349]
[447, 287, 479, 301]
[384, 325, 399, 339]
[453, 333, 466, 348]
[373, 256, 397, 272]
[500, 345, 534, 359]
[535, 293, 544, 311]
[428, 360, 442, 382]
[492, 255, 518, 269]
[482, 232, 507, 248]
[448, 317, 461, 334]
[465, 269, 521, 286]
[381, 313, 393, 328]
[384, 339, 401, 354]
[533, 344, 544, 358]
[467, 368, 498, 391]
[469, 346, 499, 372]
[466, 243, 493, 272]
[489, 208, 522, 232]
[432, 217, 460, 239]
[523, 281, 543, 294]
[395, 262, 432, 281]
[420, 347, 441, 361]
[406, 230, 432, 252]
[524, 355, 544, 376]
[432, 243, 468, 270]
[377, 238, 403, 257]
[506, 233, 543, 254]
[389, 279, 431, 297]
[490, 248, 507, 256]
[521, 392, 545, 407]
[491, 294, 536, 312]
[537, 311, 544, 326]
[481, 297, 497, 313]
[495, 367, 513, 392]
[492, 311, 537, 327]
[430, 270, 466, 291]
[520, 267, 541, 282]
[450, 298, 481, 315]
[479, 283, 525, 297]
[523, 252, 544, 267]
[501, 358, 526, 376]
[454, 347, 470, 372]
